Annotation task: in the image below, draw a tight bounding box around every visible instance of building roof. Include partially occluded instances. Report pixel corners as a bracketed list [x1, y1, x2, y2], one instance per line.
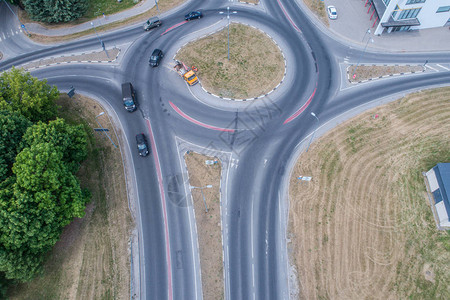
[381, 16, 421, 27]
[371, 0, 387, 18]
[434, 163, 450, 218]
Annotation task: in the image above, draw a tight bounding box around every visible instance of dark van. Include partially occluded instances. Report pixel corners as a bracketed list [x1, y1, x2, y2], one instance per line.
[121, 82, 137, 112]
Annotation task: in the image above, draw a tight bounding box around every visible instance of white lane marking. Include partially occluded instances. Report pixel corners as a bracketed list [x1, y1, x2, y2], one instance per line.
[425, 64, 439, 72]
[436, 64, 450, 71]
[10, 29, 14, 36]
[175, 140, 200, 299]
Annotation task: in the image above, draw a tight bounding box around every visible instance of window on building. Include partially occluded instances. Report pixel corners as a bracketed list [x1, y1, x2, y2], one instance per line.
[392, 5, 400, 18]
[398, 8, 421, 19]
[406, 0, 425, 4]
[436, 6, 450, 13]
[382, 0, 390, 6]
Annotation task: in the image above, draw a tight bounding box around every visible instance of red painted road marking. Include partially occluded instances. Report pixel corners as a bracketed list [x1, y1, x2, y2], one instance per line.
[283, 87, 317, 124]
[145, 119, 173, 300]
[277, 0, 301, 32]
[169, 101, 235, 132]
[161, 21, 188, 35]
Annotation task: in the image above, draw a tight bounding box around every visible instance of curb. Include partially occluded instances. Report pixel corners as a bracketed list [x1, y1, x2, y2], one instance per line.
[346, 64, 425, 84]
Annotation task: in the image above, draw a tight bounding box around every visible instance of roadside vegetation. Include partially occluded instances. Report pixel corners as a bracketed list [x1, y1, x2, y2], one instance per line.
[176, 23, 284, 99]
[19, 0, 184, 43]
[0, 68, 88, 293]
[7, 94, 132, 299]
[349, 65, 424, 82]
[184, 152, 223, 300]
[289, 87, 450, 299]
[303, 0, 328, 23]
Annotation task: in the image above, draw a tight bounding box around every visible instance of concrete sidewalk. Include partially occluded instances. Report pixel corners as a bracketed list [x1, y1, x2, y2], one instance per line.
[316, 0, 450, 52]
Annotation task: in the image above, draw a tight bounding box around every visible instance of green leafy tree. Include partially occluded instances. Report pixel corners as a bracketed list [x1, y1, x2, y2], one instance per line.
[0, 67, 58, 123]
[0, 110, 32, 182]
[22, 0, 88, 23]
[0, 142, 88, 281]
[23, 118, 88, 173]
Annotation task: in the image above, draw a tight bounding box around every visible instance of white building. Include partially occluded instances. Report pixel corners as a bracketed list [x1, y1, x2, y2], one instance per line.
[369, 0, 450, 34]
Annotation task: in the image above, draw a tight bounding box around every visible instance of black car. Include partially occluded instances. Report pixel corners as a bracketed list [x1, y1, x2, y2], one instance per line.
[185, 11, 203, 21]
[121, 82, 137, 112]
[149, 49, 164, 67]
[136, 133, 149, 157]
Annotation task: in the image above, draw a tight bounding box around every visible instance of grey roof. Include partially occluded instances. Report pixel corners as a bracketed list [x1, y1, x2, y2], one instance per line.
[381, 16, 421, 27]
[371, 0, 387, 18]
[434, 163, 450, 218]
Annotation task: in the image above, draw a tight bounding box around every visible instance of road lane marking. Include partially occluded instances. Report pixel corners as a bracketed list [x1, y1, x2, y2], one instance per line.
[161, 21, 188, 36]
[425, 64, 439, 72]
[169, 101, 235, 132]
[277, 0, 301, 33]
[145, 119, 173, 300]
[175, 141, 200, 299]
[436, 64, 450, 71]
[283, 86, 317, 124]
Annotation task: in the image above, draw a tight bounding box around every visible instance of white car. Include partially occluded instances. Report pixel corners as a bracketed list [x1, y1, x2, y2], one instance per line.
[327, 6, 337, 20]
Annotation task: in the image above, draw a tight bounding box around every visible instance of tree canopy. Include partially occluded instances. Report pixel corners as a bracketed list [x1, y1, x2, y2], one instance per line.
[0, 69, 90, 283]
[0, 111, 32, 182]
[22, 0, 88, 23]
[0, 67, 59, 123]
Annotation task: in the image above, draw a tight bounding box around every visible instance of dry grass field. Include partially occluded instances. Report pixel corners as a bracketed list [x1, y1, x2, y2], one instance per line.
[175, 24, 284, 99]
[185, 152, 224, 300]
[8, 95, 132, 299]
[289, 87, 450, 299]
[303, 0, 328, 23]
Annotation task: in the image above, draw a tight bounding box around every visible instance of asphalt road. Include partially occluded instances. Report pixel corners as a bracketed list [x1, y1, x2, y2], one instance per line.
[1, 0, 450, 299]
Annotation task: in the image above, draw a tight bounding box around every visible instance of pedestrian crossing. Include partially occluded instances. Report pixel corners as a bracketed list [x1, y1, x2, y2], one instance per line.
[0, 27, 23, 42]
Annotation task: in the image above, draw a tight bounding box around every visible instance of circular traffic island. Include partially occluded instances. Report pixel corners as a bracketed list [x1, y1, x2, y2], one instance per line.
[176, 23, 285, 100]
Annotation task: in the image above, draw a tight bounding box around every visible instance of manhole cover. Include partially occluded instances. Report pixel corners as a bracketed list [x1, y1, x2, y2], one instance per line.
[0, 51, 3, 61]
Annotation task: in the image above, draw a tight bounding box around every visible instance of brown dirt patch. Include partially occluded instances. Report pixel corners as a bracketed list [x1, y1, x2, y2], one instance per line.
[349, 65, 424, 82]
[9, 94, 132, 299]
[175, 23, 285, 99]
[303, 0, 328, 24]
[22, 0, 184, 44]
[240, 0, 259, 4]
[184, 152, 224, 300]
[288, 87, 450, 299]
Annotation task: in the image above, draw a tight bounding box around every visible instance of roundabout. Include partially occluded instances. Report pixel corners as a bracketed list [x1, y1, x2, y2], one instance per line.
[1, 0, 450, 299]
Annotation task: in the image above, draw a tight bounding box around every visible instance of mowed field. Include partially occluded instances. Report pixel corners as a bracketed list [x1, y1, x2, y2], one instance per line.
[289, 87, 450, 299]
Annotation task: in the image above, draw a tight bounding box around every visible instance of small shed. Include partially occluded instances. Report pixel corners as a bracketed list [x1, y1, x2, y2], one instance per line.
[425, 163, 450, 229]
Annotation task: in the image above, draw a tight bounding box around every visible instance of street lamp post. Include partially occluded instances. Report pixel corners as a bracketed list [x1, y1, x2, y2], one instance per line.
[361, 28, 370, 42]
[306, 112, 319, 152]
[352, 36, 374, 80]
[95, 112, 117, 148]
[219, 7, 237, 61]
[90, 21, 109, 58]
[154, 0, 160, 15]
[190, 185, 213, 213]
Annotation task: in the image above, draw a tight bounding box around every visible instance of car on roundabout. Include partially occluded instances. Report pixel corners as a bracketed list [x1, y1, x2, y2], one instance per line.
[149, 49, 164, 67]
[136, 133, 149, 157]
[185, 11, 203, 21]
[143, 16, 162, 31]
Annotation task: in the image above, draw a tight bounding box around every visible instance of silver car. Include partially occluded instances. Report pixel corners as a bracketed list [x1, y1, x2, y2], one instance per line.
[143, 17, 162, 31]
